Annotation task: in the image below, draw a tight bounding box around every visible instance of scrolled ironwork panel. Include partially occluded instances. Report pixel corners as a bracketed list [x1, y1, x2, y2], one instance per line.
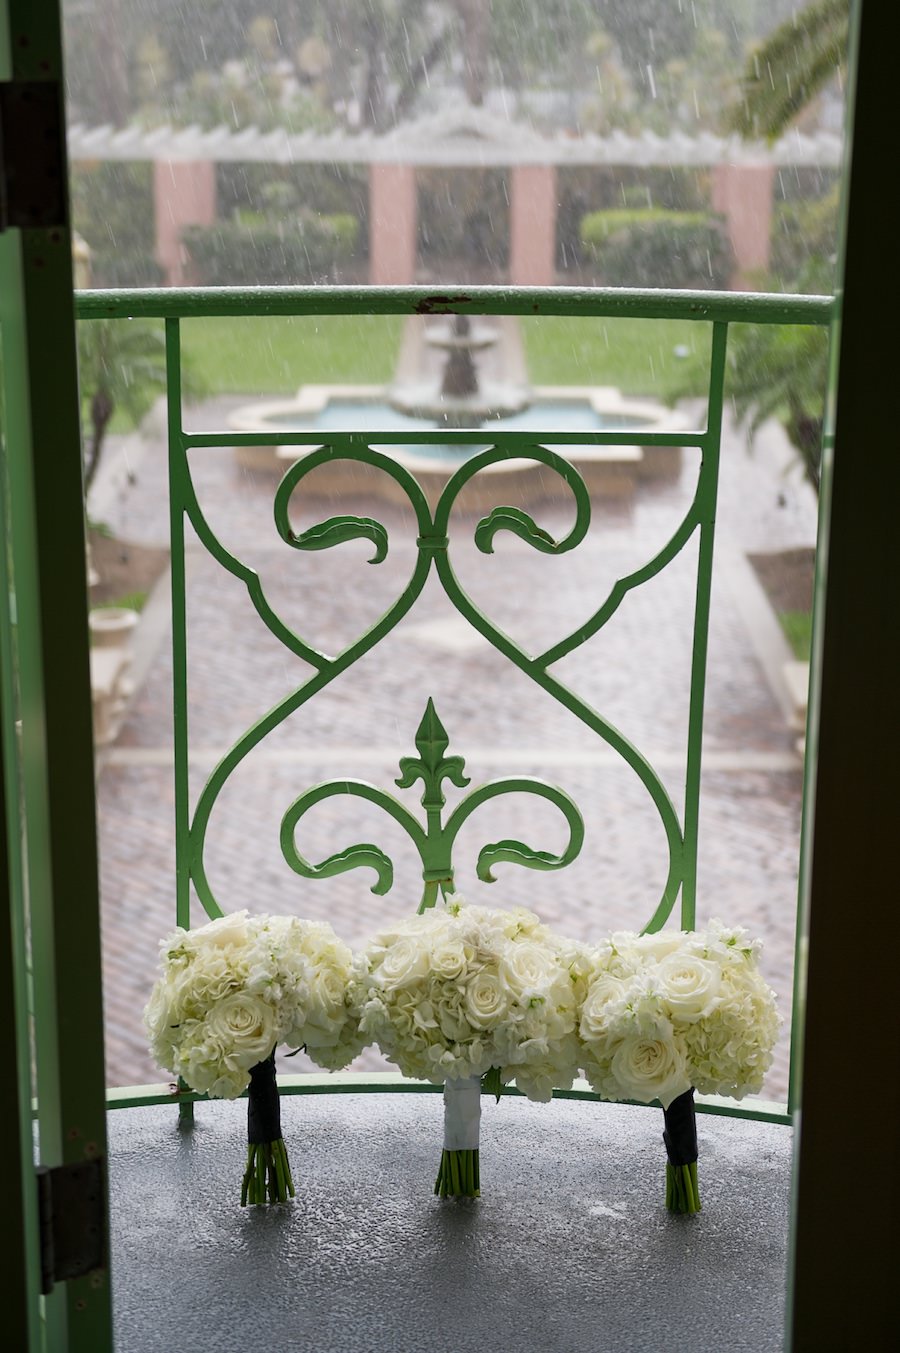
[154, 293, 743, 935]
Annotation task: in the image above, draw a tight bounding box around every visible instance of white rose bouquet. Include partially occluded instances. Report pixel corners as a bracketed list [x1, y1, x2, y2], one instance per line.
[577, 921, 780, 1213]
[356, 895, 589, 1198]
[145, 910, 364, 1205]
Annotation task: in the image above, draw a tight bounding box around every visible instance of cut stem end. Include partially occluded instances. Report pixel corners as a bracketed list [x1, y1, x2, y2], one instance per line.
[434, 1148, 481, 1199]
[665, 1161, 701, 1215]
[241, 1137, 296, 1206]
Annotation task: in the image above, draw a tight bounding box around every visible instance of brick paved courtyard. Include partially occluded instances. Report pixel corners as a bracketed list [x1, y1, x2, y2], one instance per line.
[94, 380, 817, 1103]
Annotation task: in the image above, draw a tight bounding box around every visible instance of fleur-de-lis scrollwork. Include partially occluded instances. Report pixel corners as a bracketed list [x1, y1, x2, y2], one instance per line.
[280, 700, 584, 912]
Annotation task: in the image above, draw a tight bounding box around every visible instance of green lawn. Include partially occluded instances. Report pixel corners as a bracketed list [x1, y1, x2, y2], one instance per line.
[177, 313, 709, 401]
[180, 315, 404, 394]
[779, 610, 813, 662]
[97, 311, 712, 436]
[522, 316, 712, 399]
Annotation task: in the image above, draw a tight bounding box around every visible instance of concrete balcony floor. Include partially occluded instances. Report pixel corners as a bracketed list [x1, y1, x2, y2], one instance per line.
[108, 1092, 792, 1352]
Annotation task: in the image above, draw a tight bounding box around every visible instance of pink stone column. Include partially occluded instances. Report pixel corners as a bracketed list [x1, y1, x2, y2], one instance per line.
[368, 163, 417, 285]
[153, 160, 217, 287]
[509, 164, 558, 286]
[711, 163, 776, 289]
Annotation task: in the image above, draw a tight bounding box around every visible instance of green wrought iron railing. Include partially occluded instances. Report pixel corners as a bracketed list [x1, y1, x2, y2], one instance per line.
[77, 285, 833, 1127]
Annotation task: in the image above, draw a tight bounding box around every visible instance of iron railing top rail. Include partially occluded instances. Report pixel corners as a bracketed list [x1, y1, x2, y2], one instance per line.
[105, 1076, 791, 1126]
[74, 284, 835, 325]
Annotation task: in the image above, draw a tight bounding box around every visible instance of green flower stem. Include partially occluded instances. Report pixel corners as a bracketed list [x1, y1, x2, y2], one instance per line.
[434, 1148, 480, 1199]
[241, 1138, 296, 1206]
[665, 1162, 701, 1215]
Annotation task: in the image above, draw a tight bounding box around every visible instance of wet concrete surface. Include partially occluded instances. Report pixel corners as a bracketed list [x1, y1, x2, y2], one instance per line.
[109, 1093, 792, 1353]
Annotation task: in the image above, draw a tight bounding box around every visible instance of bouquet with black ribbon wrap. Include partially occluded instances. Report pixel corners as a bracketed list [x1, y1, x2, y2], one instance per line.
[577, 922, 780, 1214]
[145, 911, 365, 1207]
[662, 1087, 700, 1214]
[242, 1052, 295, 1206]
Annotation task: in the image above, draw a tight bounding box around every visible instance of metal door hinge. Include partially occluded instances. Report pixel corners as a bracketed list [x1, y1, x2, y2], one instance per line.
[36, 1159, 106, 1294]
[0, 81, 67, 231]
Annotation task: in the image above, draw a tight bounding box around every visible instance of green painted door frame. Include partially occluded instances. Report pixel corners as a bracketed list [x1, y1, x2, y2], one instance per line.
[787, 1, 898, 1347]
[1, 0, 897, 1348]
[0, 1, 113, 1349]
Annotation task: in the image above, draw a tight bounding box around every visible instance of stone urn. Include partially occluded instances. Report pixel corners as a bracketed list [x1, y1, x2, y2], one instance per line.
[89, 606, 138, 648]
[88, 608, 139, 746]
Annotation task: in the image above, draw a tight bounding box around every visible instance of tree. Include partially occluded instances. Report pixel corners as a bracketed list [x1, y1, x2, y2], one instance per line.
[729, 0, 849, 138]
[62, 0, 624, 133]
[724, 263, 831, 493]
[717, 1, 849, 491]
[76, 321, 172, 491]
[666, 262, 829, 493]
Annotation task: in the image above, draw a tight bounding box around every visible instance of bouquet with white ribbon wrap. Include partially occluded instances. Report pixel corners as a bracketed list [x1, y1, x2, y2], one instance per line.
[357, 895, 589, 1197]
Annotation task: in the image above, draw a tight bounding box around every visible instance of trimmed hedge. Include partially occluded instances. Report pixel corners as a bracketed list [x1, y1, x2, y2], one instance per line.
[579, 208, 733, 289]
[182, 214, 360, 286]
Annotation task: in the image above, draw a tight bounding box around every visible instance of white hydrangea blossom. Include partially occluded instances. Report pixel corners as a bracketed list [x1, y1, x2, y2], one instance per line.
[144, 910, 365, 1098]
[357, 895, 589, 1102]
[578, 919, 780, 1107]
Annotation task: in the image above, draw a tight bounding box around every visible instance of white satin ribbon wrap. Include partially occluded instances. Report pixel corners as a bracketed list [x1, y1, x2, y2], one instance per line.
[442, 1074, 482, 1151]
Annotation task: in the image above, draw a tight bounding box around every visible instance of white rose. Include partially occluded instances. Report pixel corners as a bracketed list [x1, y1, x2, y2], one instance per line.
[579, 975, 628, 1041]
[307, 965, 346, 1016]
[499, 943, 555, 998]
[631, 930, 687, 962]
[373, 937, 429, 991]
[655, 952, 721, 1023]
[431, 941, 468, 981]
[193, 910, 251, 949]
[205, 991, 278, 1069]
[464, 970, 508, 1029]
[610, 1027, 690, 1108]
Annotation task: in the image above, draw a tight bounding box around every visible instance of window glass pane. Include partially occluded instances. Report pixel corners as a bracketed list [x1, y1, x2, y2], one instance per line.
[61, 3, 847, 1100]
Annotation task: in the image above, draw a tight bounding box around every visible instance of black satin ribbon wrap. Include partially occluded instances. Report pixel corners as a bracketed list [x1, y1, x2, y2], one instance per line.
[662, 1087, 698, 1168]
[247, 1051, 281, 1145]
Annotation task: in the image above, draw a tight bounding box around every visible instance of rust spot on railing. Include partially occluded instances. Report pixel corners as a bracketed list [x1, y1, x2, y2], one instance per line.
[414, 293, 472, 314]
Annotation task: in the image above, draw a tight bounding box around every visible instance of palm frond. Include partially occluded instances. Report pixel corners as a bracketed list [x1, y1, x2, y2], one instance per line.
[728, 0, 849, 139]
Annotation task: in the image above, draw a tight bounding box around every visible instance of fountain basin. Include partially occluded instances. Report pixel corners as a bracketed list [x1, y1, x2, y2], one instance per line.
[230, 384, 685, 507]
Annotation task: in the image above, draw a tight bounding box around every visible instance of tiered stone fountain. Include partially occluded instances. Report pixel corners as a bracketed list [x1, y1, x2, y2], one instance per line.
[388, 314, 529, 427]
[230, 315, 682, 504]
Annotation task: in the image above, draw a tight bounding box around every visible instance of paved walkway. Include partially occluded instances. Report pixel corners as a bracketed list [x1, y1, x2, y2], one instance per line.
[93, 371, 818, 1101]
